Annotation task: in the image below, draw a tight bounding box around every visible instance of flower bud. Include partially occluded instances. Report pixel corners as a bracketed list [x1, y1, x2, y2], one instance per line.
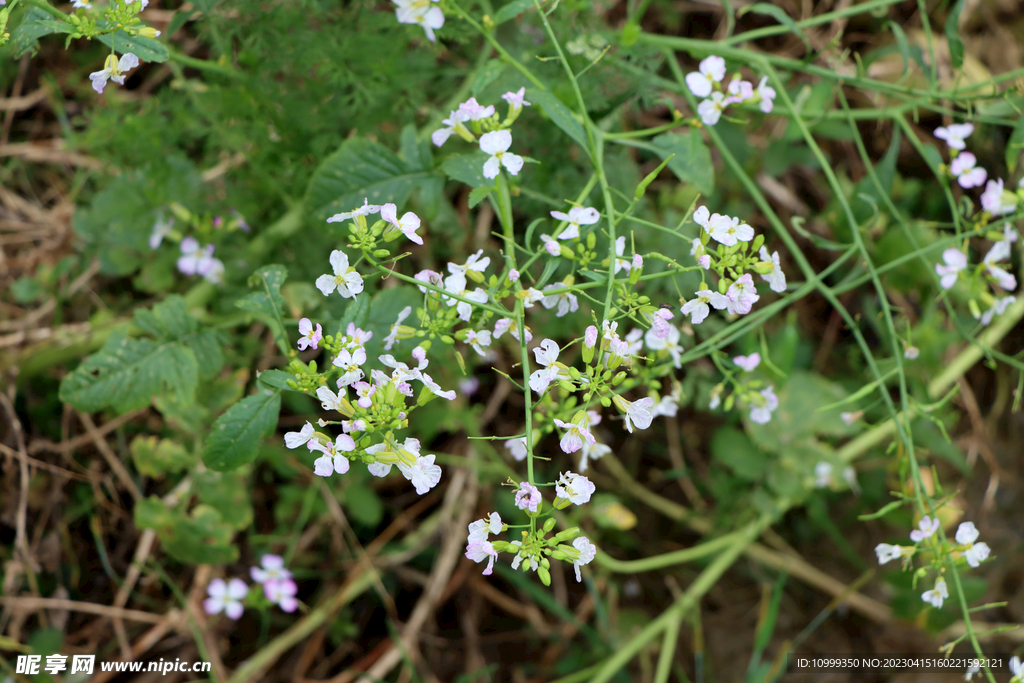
[553, 495, 572, 510]
[550, 550, 568, 561]
[441, 335, 455, 344]
[467, 269, 485, 284]
[373, 249, 391, 258]
[600, 396, 611, 408]
[538, 566, 551, 586]
[558, 380, 576, 393]
[552, 527, 582, 543]
[752, 234, 765, 252]
[559, 245, 576, 260]
[613, 371, 626, 385]
[491, 541, 511, 552]
[138, 27, 161, 38]
[542, 518, 557, 532]
[568, 367, 582, 381]
[508, 268, 520, 283]
[587, 232, 597, 250]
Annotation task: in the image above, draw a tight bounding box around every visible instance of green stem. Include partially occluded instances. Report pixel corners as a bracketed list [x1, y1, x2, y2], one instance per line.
[595, 532, 742, 572]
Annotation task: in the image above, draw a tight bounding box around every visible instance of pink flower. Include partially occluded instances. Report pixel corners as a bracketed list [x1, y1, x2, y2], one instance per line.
[353, 381, 376, 409]
[297, 318, 322, 351]
[584, 325, 598, 348]
[502, 87, 531, 112]
[250, 554, 292, 584]
[950, 152, 987, 189]
[733, 353, 761, 372]
[465, 541, 498, 575]
[933, 123, 973, 150]
[514, 482, 541, 513]
[263, 578, 299, 612]
[381, 203, 423, 245]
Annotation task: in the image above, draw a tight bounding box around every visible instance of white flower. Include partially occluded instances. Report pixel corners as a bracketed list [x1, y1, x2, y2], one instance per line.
[726, 274, 760, 315]
[725, 77, 753, 103]
[465, 541, 498, 575]
[697, 92, 728, 126]
[950, 152, 987, 189]
[203, 578, 248, 620]
[450, 249, 491, 275]
[981, 178, 1017, 216]
[814, 461, 833, 488]
[1009, 655, 1022, 682]
[651, 393, 679, 418]
[708, 215, 754, 247]
[681, 289, 729, 325]
[874, 543, 903, 564]
[316, 386, 346, 412]
[327, 199, 381, 224]
[251, 555, 292, 584]
[749, 386, 778, 424]
[384, 306, 413, 351]
[645, 325, 683, 369]
[964, 542, 991, 568]
[467, 512, 502, 544]
[333, 346, 367, 387]
[551, 206, 600, 240]
[613, 236, 634, 274]
[755, 76, 776, 113]
[733, 353, 760, 372]
[613, 395, 654, 433]
[505, 437, 528, 461]
[529, 339, 564, 394]
[904, 346, 919, 360]
[515, 482, 541, 513]
[309, 435, 356, 477]
[921, 578, 948, 608]
[980, 296, 1015, 325]
[381, 203, 423, 245]
[1004, 223, 1020, 243]
[935, 248, 968, 290]
[431, 109, 470, 147]
[983, 240, 1017, 291]
[316, 250, 364, 298]
[572, 537, 596, 582]
[541, 285, 579, 317]
[553, 418, 596, 454]
[965, 662, 980, 680]
[909, 515, 940, 542]
[933, 123, 974, 150]
[177, 237, 223, 283]
[464, 329, 492, 356]
[90, 53, 140, 94]
[149, 215, 174, 250]
[297, 318, 322, 351]
[556, 472, 595, 505]
[458, 97, 496, 121]
[393, 0, 444, 42]
[956, 522, 990, 567]
[480, 130, 524, 179]
[684, 55, 726, 97]
[395, 446, 442, 494]
[758, 246, 787, 293]
[579, 440, 610, 472]
[284, 421, 315, 449]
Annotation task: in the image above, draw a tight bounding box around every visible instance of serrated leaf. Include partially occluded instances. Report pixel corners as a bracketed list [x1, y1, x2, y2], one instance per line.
[441, 151, 491, 188]
[650, 130, 714, 197]
[493, 0, 534, 24]
[135, 497, 238, 564]
[203, 390, 281, 471]
[130, 436, 196, 477]
[96, 29, 170, 63]
[528, 89, 590, 153]
[134, 295, 198, 340]
[305, 137, 441, 220]
[468, 186, 492, 208]
[59, 329, 199, 414]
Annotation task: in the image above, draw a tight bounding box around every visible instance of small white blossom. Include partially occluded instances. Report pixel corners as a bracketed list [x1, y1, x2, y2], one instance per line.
[572, 537, 596, 582]
[726, 274, 760, 315]
[327, 199, 381, 224]
[284, 422, 315, 449]
[551, 206, 600, 240]
[758, 246, 787, 293]
[316, 250, 364, 299]
[921, 578, 948, 609]
[980, 296, 1015, 326]
[204, 578, 248, 620]
[733, 353, 760, 372]
[950, 152, 987, 189]
[556, 472, 595, 505]
[684, 55, 726, 97]
[697, 92, 728, 126]
[505, 437, 528, 461]
[910, 515, 940, 542]
[749, 386, 778, 424]
[552, 418, 596, 454]
[309, 435, 356, 477]
[381, 203, 423, 245]
[875, 543, 903, 564]
[541, 285, 579, 317]
[681, 289, 729, 325]
[90, 53, 140, 94]
[933, 123, 973, 151]
[935, 248, 968, 290]
[393, 0, 444, 42]
[515, 482, 541, 513]
[465, 542, 498, 575]
[480, 130, 524, 179]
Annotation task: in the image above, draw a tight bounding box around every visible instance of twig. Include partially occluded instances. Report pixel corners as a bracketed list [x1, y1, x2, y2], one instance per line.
[76, 411, 143, 501]
[0, 597, 165, 623]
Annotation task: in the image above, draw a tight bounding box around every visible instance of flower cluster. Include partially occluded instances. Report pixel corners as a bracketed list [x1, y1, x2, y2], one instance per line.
[684, 56, 776, 126]
[934, 224, 1018, 326]
[464, 473, 597, 585]
[432, 91, 530, 180]
[937, 123, 1024, 217]
[204, 555, 299, 620]
[148, 206, 247, 285]
[875, 519, 991, 610]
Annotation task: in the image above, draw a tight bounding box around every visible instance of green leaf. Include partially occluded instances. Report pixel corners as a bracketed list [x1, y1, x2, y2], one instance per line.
[471, 59, 507, 95]
[1006, 114, 1024, 174]
[257, 369, 296, 391]
[344, 482, 384, 527]
[944, 0, 967, 70]
[746, 371, 855, 452]
[59, 329, 198, 414]
[338, 294, 371, 336]
[130, 436, 196, 477]
[528, 88, 590, 153]
[96, 28, 170, 63]
[203, 389, 282, 471]
[166, 9, 196, 37]
[237, 265, 289, 347]
[305, 137, 441, 220]
[710, 427, 768, 481]
[194, 469, 254, 530]
[441, 151, 491, 189]
[135, 498, 238, 564]
[650, 131, 714, 197]
[468, 186, 492, 208]
[9, 8, 72, 58]
[493, 0, 534, 25]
